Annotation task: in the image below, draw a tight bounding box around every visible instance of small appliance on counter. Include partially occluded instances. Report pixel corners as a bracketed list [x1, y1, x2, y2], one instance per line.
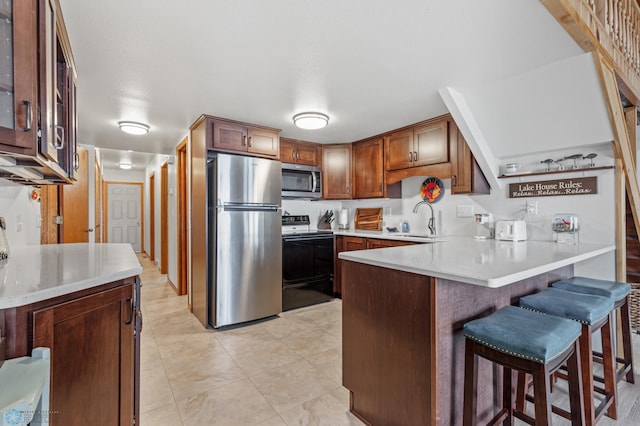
[495, 220, 527, 241]
[474, 213, 494, 239]
[0, 216, 8, 261]
[552, 213, 579, 244]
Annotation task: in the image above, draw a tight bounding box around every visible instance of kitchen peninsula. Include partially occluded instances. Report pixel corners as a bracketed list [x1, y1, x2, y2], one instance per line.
[338, 238, 614, 425]
[0, 243, 143, 425]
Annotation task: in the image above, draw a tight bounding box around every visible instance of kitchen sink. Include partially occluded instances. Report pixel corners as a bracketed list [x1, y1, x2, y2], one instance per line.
[396, 233, 446, 241]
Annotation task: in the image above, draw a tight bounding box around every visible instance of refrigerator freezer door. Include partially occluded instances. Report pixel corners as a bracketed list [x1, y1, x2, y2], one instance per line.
[215, 153, 282, 206]
[210, 208, 282, 327]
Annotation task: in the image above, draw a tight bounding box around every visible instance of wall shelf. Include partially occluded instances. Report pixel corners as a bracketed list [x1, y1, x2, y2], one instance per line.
[498, 165, 614, 179]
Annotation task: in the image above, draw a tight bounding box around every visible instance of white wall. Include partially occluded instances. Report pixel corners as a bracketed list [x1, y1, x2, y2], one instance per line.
[144, 155, 177, 285]
[0, 181, 42, 248]
[103, 168, 146, 182]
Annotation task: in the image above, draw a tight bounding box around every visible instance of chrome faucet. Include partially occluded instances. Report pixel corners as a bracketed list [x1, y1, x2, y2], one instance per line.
[412, 201, 436, 236]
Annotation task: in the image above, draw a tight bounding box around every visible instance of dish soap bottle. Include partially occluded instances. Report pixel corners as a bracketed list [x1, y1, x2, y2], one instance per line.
[0, 216, 9, 260]
[401, 220, 410, 233]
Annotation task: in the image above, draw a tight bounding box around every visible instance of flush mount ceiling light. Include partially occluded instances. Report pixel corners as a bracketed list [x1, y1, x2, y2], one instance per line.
[118, 121, 150, 135]
[118, 162, 133, 170]
[293, 112, 329, 130]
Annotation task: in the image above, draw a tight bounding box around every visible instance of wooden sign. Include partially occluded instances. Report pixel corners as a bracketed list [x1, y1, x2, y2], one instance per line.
[508, 177, 597, 198]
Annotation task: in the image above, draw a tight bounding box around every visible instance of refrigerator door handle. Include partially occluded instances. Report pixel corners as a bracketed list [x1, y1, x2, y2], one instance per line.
[223, 203, 279, 212]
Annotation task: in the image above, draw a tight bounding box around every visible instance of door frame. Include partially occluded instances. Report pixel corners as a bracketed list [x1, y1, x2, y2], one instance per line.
[149, 173, 155, 261]
[102, 181, 144, 252]
[160, 162, 168, 275]
[176, 137, 188, 295]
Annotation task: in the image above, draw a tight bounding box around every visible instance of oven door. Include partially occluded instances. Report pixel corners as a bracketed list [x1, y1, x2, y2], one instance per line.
[282, 233, 333, 311]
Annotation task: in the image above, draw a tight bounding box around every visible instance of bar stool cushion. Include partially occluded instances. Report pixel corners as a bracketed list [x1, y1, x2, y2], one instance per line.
[520, 288, 613, 325]
[552, 276, 631, 301]
[463, 306, 582, 364]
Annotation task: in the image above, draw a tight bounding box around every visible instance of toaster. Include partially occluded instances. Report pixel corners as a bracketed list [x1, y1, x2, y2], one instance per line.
[495, 220, 527, 241]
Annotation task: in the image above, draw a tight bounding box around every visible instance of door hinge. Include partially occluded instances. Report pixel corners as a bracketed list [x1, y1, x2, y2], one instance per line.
[53, 216, 63, 225]
[37, 128, 42, 141]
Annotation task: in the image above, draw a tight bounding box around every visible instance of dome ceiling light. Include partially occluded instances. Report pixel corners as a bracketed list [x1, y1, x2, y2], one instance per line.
[118, 121, 150, 135]
[293, 112, 329, 130]
[118, 162, 133, 170]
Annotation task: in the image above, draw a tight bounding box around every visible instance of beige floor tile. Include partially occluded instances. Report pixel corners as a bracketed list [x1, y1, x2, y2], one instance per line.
[250, 359, 340, 414]
[157, 332, 227, 370]
[305, 345, 342, 386]
[177, 378, 277, 426]
[283, 328, 341, 358]
[256, 415, 288, 426]
[140, 355, 175, 414]
[139, 402, 184, 426]
[278, 390, 362, 426]
[166, 350, 247, 401]
[232, 340, 304, 377]
[260, 315, 318, 340]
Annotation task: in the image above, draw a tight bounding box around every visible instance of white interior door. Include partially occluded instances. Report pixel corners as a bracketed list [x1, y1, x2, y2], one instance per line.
[108, 183, 142, 252]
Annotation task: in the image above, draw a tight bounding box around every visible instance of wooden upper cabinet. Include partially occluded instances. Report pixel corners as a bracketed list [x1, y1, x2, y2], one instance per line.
[280, 137, 320, 166]
[450, 122, 489, 195]
[353, 137, 384, 198]
[247, 127, 279, 157]
[322, 144, 352, 199]
[413, 121, 448, 166]
[209, 117, 280, 158]
[385, 119, 448, 171]
[385, 128, 414, 171]
[0, 0, 38, 154]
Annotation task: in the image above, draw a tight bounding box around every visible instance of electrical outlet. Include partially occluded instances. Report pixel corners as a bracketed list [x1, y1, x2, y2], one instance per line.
[456, 205, 474, 217]
[526, 201, 538, 215]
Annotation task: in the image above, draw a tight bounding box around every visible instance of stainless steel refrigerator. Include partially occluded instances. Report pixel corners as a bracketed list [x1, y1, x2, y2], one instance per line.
[206, 153, 282, 328]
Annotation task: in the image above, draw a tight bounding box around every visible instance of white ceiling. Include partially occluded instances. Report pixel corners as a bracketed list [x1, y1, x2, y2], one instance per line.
[58, 0, 583, 170]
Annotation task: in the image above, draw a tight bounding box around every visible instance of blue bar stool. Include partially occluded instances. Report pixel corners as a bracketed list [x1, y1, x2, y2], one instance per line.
[463, 306, 584, 425]
[552, 276, 634, 384]
[519, 288, 616, 426]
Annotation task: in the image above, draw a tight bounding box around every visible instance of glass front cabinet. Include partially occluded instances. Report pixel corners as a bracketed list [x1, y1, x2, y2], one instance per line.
[0, 0, 77, 184]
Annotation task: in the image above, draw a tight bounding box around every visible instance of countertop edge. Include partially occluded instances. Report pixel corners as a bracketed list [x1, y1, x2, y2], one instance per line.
[0, 265, 143, 310]
[338, 240, 615, 287]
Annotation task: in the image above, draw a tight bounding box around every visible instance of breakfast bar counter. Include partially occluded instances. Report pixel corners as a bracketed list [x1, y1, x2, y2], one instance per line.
[338, 238, 614, 425]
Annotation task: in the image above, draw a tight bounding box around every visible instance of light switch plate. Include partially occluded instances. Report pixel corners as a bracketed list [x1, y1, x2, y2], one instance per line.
[456, 205, 474, 217]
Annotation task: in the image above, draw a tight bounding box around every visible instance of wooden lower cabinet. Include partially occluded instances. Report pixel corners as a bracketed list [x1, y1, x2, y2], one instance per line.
[334, 235, 415, 296]
[2, 277, 139, 425]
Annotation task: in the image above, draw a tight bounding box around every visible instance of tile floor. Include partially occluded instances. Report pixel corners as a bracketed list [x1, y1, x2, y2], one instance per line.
[138, 254, 363, 426]
[138, 254, 640, 425]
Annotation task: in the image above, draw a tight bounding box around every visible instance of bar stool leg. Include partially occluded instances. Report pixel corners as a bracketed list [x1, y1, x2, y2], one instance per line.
[566, 342, 585, 426]
[620, 300, 635, 383]
[463, 339, 478, 426]
[601, 314, 618, 419]
[578, 324, 596, 426]
[531, 363, 552, 425]
[502, 367, 514, 426]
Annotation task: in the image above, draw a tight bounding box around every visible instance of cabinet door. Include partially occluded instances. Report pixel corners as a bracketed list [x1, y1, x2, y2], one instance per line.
[385, 128, 414, 171]
[366, 238, 415, 249]
[0, 0, 38, 153]
[450, 126, 472, 194]
[353, 138, 384, 198]
[413, 121, 448, 166]
[38, 0, 59, 162]
[280, 138, 297, 163]
[343, 236, 367, 251]
[248, 127, 279, 157]
[32, 284, 135, 425]
[296, 141, 320, 166]
[211, 120, 248, 152]
[322, 144, 352, 199]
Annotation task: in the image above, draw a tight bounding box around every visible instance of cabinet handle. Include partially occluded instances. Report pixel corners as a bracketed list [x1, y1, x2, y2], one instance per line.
[242, 135, 247, 146]
[125, 297, 134, 324]
[21, 100, 32, 132]
[409, 152, 413, 162]
[54, 125, 65, 149]
[452, 175, 457, 186]
[296, 152, 300, 160]
[292, 151, 295, 161]
[248, 136, 252, 147]
[74, 152, 80, 172]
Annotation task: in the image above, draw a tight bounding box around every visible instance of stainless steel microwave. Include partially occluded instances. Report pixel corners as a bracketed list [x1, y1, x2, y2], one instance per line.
[281, 163, 322, 199]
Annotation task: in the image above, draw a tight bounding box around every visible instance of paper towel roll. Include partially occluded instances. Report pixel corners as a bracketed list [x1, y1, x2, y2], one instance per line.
[339, 208, 349, 229]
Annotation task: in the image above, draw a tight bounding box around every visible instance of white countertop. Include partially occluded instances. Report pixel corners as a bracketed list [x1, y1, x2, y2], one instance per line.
[338, 236, 614, 288]
[333, 229, 446, 243]
[0, 243, 143, 309]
